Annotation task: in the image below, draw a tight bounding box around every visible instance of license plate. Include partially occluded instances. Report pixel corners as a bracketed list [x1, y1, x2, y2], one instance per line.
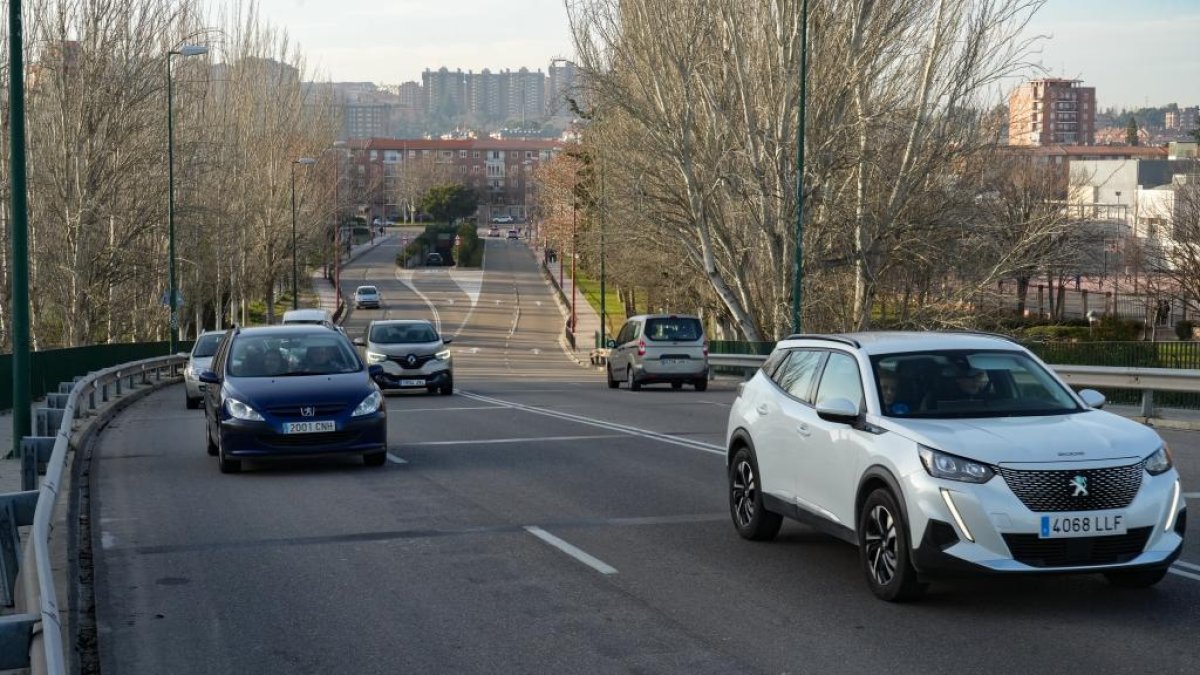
[283, 420, 336, 434]
[400, 379, 426, 387]
[660, 359, 688, 366]
[1039, 512, 1127, 539]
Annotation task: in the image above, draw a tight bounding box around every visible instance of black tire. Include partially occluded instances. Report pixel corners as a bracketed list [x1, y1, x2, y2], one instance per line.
[217, 435, 241, 474]
[426, 386, 438, 395]
[186, 396, 200, 410]
[205, 424, 218, 457]
[671, 382, 683, 390]
[694, 379, 708, 392]
[440, 376, 454, 396]
[728, 447, 783, 541]
[1104, 567, 1169, 589]
[858, 489, 925, 602]
[627, 368, 641, 392]
[363, 450, 387, 467]
[607, 366, 620, 389]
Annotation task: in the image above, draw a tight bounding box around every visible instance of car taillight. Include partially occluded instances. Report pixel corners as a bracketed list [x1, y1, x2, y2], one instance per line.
[637, 340, 646, 356]
[702, 340, 709, 357]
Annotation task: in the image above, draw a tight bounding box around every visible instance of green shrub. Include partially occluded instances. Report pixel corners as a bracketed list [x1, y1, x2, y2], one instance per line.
[1091, 315, 1144, 341]
[1176, 320, 1195, 341]
[1021, 325, 1093, 342]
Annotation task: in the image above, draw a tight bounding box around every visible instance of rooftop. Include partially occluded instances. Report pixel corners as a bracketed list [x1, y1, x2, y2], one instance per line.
[780, 331, 1020, 355]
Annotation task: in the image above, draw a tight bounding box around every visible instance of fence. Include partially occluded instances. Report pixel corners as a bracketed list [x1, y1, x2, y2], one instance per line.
[0, 341, 190, 411]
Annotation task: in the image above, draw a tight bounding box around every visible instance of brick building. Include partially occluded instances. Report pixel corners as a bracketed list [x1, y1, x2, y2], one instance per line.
[1009, 78, 1097, 146]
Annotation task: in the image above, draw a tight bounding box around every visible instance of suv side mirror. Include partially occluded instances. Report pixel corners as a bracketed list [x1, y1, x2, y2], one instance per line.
[198, 369, 221, 385]
[442, 337, 453, 345]
[605, 339, 617, 349]
[815, 397, 861, 425]
[353, 337, 366, 347]
[1078, 389, 1106, 409]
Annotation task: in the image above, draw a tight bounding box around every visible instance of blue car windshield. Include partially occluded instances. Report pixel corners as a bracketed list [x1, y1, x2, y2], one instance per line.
[228, 334, 361, 377]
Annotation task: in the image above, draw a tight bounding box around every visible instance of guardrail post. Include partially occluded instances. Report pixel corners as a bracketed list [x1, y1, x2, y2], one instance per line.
[88, 386, 96, 411]
[1141, 389, 1156, 418]
[20, 437, 53, 491]
[141, 366, 149, 385]
[101, 381, 110, 403]
[0, 500, 19, 607]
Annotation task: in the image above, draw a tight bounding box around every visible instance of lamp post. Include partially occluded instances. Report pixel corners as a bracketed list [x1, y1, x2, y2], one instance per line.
[291, 157, 317, 310]
[791, 0, 809, 334]
[10, 0, 32, 463]
[166, 44, 208, 352]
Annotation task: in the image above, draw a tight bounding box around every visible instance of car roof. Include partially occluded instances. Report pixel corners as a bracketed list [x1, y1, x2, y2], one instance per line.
[236, 324, 341, 337]
[776, 331, 1021, 356]
[627, 314, 702, 322]
[355, 285, 378, 291]
[369, 319, 434, 327]
[282, 309, 329, 321]
[196, 329, 226, 337]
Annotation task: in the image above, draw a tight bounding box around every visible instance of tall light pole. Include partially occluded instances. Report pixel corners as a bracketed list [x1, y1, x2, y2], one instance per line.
[791, 0, 809, 334]
[167, 44, 208, 352]
[599, 161, 607, 349]
[291, 157, 317, 310]
[10, 0, 31, 462]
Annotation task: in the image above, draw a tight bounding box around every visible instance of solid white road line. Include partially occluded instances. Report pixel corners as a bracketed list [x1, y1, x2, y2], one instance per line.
[524, 526, 618, 575]
[386, 405, 507, 413]
[1173, 560, 1200, 573]
[1168, 567, 1200, 582]
[386, 453, 408, 465]
[459, 391, 726, 456]
[399, 434, 625, 447]
[394, 269, 442, 334]
[1182, 492, 1200, 499]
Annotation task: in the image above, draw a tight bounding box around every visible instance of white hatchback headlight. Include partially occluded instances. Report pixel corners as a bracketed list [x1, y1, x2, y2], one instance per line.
[919, 446, 995, 484]
[225, 398, 264, 421]
[1145, 444, 1173, 475]
[352, 390, 383, 417]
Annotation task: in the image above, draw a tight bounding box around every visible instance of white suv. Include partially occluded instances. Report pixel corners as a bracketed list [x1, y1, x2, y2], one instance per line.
[726, 332, 1185, 601]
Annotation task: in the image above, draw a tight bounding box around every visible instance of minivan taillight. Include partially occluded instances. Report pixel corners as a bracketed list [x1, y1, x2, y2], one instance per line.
[702, 340, 709, 357]
[637, 340, 646, 356]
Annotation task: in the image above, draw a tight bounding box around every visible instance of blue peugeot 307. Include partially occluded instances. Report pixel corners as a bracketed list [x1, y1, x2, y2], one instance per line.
[199, 325, 387, 473]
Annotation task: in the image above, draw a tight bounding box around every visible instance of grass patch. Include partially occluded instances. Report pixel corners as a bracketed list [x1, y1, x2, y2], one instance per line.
[244, 289, 319, 326]
[574, 270, 628, 336]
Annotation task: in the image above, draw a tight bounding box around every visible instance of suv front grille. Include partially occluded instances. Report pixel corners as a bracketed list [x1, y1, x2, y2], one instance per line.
[388, 354, 436, 370]
[1002, 527, 1151, 568]
[997, 461, 1144, 512]
[265, 403, 346, 419]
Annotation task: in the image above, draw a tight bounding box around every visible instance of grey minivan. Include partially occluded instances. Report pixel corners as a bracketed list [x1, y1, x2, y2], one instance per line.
[607, 314, 709, 391]
[355, 319, 453, 395]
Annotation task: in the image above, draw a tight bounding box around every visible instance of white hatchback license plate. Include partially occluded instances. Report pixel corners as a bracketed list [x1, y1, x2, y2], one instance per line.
[283, 420, 336, 434]
[1040, 512, 1127, 539]
[400, 379, 426, 387]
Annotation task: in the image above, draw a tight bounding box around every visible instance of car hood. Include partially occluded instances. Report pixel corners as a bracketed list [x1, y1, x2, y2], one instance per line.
[225, 372, 373, 408]
[368, 340, 443, 357]
[886, 411, 1161, 465]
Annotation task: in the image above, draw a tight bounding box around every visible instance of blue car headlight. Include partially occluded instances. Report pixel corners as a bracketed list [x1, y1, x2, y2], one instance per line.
[225, 398, 264, 421]
[352, 390, 383, 417]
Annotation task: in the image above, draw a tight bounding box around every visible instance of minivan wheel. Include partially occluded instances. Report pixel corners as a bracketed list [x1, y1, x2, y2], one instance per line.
[858, 489, 925, 602]
[1104, 567, 1169, 589]
[729, 448, 782, 541]
[185, 395, 200, 410]
[694, 379, 708, 392]
[606, 365, 620, 389]
[627, 368, 641, 392]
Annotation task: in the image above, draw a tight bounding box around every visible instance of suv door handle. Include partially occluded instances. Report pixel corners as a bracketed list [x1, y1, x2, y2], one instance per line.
[756, 404, 769, 415]
[796, 423, 811, 437]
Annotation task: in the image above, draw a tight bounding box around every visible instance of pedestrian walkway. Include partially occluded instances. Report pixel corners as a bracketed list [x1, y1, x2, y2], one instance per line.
[0, 403, 41, 493]
[311, 230, 396, 316]
[541, 255, 605, 368]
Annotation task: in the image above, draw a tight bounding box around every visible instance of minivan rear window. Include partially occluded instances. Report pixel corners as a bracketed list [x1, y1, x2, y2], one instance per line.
[644, 317, 703, 342]
[192, 333, 224, 358]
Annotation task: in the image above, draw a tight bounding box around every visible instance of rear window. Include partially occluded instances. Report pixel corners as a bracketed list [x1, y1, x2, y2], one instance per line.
[192, 333, 224, 358]
[643, 317, 703, 342]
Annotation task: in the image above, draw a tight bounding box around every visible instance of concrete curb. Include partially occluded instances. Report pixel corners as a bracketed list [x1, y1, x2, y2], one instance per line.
[535, 261, 592, 369]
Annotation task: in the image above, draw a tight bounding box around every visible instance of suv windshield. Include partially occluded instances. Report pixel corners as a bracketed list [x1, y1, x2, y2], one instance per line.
[871, 350, 1081, 419]
[357, 287, 378, 295]
[370, 323, 438, 344]
[192, 333, 224, 358]
[644, 317, 703, 342]
[228, 334, 361, 377]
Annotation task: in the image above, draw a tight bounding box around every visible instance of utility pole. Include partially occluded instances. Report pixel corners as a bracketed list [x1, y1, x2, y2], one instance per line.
[791, 0, 809, 335]
[599, 160, 607, 349]
[9, 0, 31, 460]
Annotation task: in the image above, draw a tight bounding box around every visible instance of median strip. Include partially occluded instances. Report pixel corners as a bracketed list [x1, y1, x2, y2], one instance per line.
[524, 526, 618, 575]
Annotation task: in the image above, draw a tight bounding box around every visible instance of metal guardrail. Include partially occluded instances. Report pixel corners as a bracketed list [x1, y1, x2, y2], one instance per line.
[0, 354, 184, 673]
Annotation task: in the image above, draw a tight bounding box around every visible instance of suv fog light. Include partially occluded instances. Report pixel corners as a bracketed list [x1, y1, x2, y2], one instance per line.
[1165, 480, 1181, 532]
[940, 489, 975, 543]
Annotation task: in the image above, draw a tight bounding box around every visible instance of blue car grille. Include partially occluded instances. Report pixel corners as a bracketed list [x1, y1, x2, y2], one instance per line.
[265, 403, 346, 419]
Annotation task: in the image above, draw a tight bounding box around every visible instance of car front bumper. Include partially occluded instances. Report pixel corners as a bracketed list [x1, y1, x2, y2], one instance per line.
[219, 412, 386, 459]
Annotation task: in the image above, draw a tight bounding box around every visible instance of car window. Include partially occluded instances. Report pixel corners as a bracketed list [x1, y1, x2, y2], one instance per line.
[370, 323, 438, 344]
[771, 349, 824, 404]
[814, 352, 864, 412]
[617, 322, 633, 344]
[643, 317, 702, 342]
[760, 348, 789, 380]
[191, 333, 224, 358]
[228, 334, 360, 377]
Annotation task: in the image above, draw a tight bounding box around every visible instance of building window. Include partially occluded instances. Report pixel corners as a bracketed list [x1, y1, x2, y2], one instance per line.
[460, 150, 468, 158]
[525, 151, 533, 159]
[473, 151, 480, 158]
[369, 150, 378, 160]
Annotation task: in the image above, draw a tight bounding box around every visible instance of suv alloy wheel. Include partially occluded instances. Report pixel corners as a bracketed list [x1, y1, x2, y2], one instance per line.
[858, 489, 925, 601]
[729, 447, 783, 540]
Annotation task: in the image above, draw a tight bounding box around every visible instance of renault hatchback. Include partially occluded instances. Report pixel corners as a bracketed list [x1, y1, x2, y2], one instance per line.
[726, 332, 1185, 601]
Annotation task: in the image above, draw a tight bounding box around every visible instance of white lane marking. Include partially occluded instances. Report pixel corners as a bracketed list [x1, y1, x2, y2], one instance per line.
[1168, 567, 1200, 582]
[387, 405, 506, 413]
[458, 391, 725, 456]
[1173, 560, 1200, 573]
[394, 269, 442, 333]
[399, 434, 624, 447]
[386, 453, 408, 464]
[1183, 492, 1200, 499]
[524, 526, 617, 575]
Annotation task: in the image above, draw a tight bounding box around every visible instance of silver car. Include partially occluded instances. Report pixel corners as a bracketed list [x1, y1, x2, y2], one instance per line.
[354, 285, 381, 309]
[355, 319, 453, 395]
[184, 330, 227, 409]
[607, 314, 709, 391]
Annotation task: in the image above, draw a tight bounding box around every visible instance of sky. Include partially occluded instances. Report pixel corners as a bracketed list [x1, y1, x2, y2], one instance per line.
[254, 0, 1200, 110]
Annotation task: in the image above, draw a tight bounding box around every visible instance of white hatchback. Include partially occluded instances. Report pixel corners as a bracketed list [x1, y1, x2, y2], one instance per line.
[725, 332, 1185, 601]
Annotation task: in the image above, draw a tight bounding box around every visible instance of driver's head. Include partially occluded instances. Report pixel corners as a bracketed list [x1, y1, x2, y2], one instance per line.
[878, 370, 898, 404]
[956, 368, 988, 395]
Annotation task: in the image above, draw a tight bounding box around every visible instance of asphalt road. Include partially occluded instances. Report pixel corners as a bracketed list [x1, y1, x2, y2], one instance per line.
[90, 234, 1200, 674]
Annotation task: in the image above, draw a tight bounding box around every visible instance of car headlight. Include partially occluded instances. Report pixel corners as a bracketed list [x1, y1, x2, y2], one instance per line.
[353, 390, 383, 417]
[1145, 444, 1173, 475]
[366, 352, 388, 364]
[225, 398, 264, 421]
[918, 445, 995, 483]
[436, 349, 451, 361]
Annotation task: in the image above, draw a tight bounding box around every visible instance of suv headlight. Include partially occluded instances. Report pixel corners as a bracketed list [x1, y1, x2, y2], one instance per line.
[1145, 444, 1173, 475]
[366, 351, 388, 364]
[225, 398, 264, 421]
[352, 390, 383, 417]
[919, 446, 995, 483]
[436, 349, 451, 361]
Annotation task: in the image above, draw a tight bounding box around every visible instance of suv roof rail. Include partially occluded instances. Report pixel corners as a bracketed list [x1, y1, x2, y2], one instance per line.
[943, 330, 1019, 343]
[781, 333, 861, 348]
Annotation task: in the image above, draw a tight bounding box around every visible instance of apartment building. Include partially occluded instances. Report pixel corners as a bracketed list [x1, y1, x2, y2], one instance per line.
[1009, 78, 1096, 146]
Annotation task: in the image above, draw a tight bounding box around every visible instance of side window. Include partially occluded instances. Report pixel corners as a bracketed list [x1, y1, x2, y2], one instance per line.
[815, 352, 865, 412]
[760, 348, 789, 380]
[212, 332, 232, 376]
[771, 349, 825, 404]
[618, 323, 634, 344]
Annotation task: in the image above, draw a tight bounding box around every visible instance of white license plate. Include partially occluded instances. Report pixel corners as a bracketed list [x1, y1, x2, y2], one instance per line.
[1039, 512, 1127, 539]
[660, 359, 689, 366]
[282, 420, 336, 434]
[400, 379, 426, 387]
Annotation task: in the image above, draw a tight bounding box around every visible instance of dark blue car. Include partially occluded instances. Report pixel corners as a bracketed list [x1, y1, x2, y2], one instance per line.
[199, 325, 387, 473]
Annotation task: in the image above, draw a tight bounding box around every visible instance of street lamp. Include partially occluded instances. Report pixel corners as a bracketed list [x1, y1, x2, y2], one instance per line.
[791, 0, 810, 334]
[166, 43, 208, 353]
[291, 156, 317, 310]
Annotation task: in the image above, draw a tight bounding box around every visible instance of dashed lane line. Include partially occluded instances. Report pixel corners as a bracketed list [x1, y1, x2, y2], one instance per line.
[524, 526, 618, 575]
[395, 434, 626, 447]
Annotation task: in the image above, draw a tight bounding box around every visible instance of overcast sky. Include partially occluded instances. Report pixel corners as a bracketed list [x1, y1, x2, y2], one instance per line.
[255, 0, 1200, 110]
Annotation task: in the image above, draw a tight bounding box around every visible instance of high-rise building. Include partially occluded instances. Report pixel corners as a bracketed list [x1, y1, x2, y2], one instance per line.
[423, 67, 468, 118]
[1008, 78, 1096, 146]
[547, 59, 578, 117]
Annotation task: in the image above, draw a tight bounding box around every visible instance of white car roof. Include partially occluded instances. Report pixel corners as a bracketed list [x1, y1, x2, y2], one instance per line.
[282, 309, 330, 323]
[776, 331, 1022, 356]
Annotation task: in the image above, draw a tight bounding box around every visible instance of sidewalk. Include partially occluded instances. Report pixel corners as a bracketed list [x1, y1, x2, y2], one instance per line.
[311, 230, 397, 317]
[541, 255, 605, 368]
[0, 402, 42, 494]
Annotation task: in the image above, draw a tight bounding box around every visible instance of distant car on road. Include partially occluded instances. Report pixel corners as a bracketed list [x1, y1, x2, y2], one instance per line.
[197, 324, 387, 473]
[507, 228, 520, 240]
[607, 314, 709, 391]
[488, 226, 500, 237]
[492, 214, 513, 224]
[425, 252, 444, 266]
[356, 319, 454, 395]
[354, 285, 381, 309]
[184, 330, 227, 409]
[281, 308, 343, 333]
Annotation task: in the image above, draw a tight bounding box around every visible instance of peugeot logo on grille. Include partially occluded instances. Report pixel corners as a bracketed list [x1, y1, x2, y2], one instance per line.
[1070, 475, 1088, 497]
[406, 354, 418, 366]
[300, 406, 315, 418]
